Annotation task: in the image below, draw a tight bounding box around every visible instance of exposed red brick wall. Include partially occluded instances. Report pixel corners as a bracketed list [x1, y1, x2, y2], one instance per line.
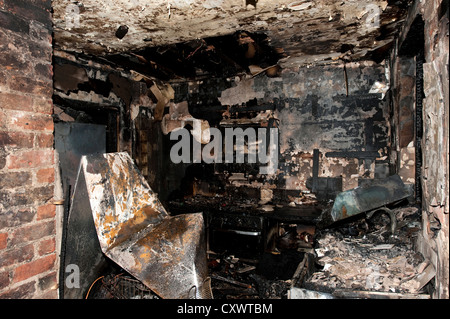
[0, 0, 57, 299]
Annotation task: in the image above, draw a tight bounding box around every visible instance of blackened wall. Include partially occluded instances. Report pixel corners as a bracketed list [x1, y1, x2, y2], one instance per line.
[168, 60, 392, 203]
[260, 61, 390, 195]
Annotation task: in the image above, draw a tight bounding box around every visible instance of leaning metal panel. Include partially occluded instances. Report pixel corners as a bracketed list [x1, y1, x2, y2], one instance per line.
[80, 152, 209, 299]
[330, 174, 413, 222]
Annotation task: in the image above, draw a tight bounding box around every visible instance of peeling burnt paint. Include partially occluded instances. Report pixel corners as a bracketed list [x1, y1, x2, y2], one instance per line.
[163, 61, 391, 202]
[82, 152, 169, 251]
[52, 54, 145, 154]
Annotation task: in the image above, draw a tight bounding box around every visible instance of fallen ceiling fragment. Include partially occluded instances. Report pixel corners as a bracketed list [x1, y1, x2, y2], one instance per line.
[161, 101, 211, 144]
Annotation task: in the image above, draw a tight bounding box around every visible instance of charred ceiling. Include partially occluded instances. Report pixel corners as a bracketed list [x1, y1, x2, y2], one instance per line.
[52, 0, 412, 80]
[103, 31, 286, 80]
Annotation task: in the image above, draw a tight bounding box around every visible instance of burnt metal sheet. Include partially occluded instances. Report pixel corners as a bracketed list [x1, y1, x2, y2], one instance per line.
[55, 122, 106, 193]
[80, 152, 209, 299]
[330, 175, 413, 222]
[55, 122, 107, 299]
[62, 164, 107, 299]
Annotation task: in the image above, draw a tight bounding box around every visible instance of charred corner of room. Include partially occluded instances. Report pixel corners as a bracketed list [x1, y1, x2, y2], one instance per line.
[206, 220, 317, 299]
[51, 55, 141, 154]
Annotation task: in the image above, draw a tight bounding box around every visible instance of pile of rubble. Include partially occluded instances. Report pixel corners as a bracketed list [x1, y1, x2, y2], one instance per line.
[208, 249, 303, 299]
[302, 206, 434, 298]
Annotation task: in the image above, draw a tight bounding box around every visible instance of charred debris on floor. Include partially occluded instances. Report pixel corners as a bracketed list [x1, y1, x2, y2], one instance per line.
[85, 201, 430, 299]
[68, 153, 431, 299]
[200, 202, 431, 299]
[78, 157, 432, 299]
[162, 175, 432, 299]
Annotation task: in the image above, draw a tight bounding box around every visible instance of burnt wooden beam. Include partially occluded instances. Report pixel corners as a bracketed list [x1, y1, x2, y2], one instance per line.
[312, 149, 319, 193]
[229, 104, 276, 113]
[325, 151, 379, 159]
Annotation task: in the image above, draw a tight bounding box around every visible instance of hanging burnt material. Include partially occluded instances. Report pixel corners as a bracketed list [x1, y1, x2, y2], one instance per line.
[75, 152, 210, 299]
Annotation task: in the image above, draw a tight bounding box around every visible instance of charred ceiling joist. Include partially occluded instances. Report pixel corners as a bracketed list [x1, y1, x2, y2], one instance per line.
[101, 30, 286, 80]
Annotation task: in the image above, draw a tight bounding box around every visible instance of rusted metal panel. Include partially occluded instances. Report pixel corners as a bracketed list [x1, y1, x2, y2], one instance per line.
[318, 175, 413, 234]
[80, 152, 209, 299]
[330, 175, 413, 223]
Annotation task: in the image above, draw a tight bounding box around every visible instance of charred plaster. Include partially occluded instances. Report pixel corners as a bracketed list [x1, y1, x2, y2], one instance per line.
[52, 0, 411, 70]
[52, 53, 146, 154]
[153, 59, 392, 204]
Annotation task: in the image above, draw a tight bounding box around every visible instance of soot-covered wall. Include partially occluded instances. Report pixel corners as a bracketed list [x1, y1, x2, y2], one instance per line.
[162, 60, 392, 203]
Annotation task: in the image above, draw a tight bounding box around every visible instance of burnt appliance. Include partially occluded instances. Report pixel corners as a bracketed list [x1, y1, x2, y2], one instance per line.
[207, 210, 278, 259]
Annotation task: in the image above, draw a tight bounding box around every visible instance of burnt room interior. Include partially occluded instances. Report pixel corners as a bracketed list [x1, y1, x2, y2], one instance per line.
[0, 0, 448, 300]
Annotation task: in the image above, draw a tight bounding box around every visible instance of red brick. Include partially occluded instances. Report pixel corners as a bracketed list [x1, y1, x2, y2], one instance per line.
[0, 148, 6, 170]
[0, 131, 34, 148]
[2, 0, 52, 26]
[7, 149, 54, 169]
[0, 70, 6, 86]
[7, 111, 53, 132]
[0, 10, 29, 35]
[13, 253, 56, 283]
[0, 208, 34, 230]
[34, 63, 53, 82]
[0, 92, 33, 111]
[38, 237, 55, 256]
[0, 185, 53, 207]
[28, 1, 52, 11]
[36, 167, 54, 184]
[35, 133, 53, 148]
[0, 233, 7, 250]
[8, 75, 52, 96]
[0, 51, 31, 73]
[36, 203, 55, 220]
[10, 220, 55, 247]
[32, 97, 53, 115]
[0, 109, 6, 130]
[38, 271, 57, 292]
[28, 42, 51, 61]
[0, 171, 31, 188]
[0, 281, 35, 299]
[35, 287, 57, 299]
[0, 271, 9, 291]
[0, 243, 34, 268]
